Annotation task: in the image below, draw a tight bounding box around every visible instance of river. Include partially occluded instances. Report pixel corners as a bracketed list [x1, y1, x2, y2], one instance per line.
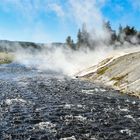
[0, 63, 139, 140]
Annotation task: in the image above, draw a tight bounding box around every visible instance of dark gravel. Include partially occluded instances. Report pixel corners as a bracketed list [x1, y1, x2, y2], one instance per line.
[0, 63, 140, 140]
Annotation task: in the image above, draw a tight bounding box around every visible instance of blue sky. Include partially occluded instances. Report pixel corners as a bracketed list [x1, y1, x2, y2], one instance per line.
[0, 0, 140, 43]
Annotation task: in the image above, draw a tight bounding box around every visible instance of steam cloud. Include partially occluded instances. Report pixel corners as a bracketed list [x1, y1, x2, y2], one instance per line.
[12, 0, 109, 76]
[4, 0, 140, 76]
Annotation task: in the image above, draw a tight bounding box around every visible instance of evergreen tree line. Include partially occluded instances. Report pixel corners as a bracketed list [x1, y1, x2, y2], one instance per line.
[66, 21, 140, 50]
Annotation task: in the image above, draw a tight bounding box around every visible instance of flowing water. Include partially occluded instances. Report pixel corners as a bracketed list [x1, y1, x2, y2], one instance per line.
[0, 63, 139, 140]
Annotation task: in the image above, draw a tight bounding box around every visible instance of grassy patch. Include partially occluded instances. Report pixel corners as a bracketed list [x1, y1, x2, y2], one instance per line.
[97, 66, 108, 75]
[111, 74, 128, 86]
[111, 74, 127, 81]
[0, 52, 14, 64]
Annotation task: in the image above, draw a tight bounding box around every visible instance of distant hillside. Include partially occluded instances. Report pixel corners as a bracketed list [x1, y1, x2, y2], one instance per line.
[0, 40, 44, 52]
[76, 50, 140, 97]
[0, 40, 65, 52]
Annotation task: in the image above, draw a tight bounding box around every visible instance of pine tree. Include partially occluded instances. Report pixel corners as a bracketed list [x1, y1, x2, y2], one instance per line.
[77, 23, 90, 48]
[122, 26, 137, 43]
[118, 24, 123, 43]
[103, 21, 117, 44]
[103, 21, 112, 32]
[77, 29, 82, 48]
[137, 32, 140, 44]
[66, 36, 75, 50]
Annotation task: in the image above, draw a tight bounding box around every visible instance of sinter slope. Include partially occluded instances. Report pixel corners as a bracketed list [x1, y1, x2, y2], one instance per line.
[77, 51, 140, 97]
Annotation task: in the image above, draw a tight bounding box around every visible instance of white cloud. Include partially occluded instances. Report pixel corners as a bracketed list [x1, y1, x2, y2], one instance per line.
[68, 0, 108, 40]
[0, 0, 107, 28]
[0, 0, 46, 20]
[48, 3, 65, 17]
[0, 0, 109, 42]
[29, 23, 53, 43]
[130, 0, 140, 10]
[115, 5, 124, 12]
[69, 0, 103, 28]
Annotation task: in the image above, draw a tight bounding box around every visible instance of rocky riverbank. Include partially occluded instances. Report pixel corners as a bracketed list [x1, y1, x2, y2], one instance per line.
[76, 51, 140, 98]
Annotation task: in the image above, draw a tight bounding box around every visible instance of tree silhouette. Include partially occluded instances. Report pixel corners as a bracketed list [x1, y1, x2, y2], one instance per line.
[66, 36, 75, 50]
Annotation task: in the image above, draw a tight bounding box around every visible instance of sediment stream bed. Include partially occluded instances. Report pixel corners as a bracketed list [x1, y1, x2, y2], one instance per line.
[0, 63, 140, 140]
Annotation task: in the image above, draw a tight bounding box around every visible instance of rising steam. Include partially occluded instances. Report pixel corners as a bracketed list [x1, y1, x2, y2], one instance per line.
[14, 45, 111, 76]
[10, 0, 140, 76]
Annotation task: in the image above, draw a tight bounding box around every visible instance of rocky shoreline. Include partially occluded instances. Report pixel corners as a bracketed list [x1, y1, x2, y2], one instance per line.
[76, 51, 140, 98]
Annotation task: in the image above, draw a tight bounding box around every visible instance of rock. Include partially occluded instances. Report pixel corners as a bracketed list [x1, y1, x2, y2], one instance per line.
[77, 51, 140, 97]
